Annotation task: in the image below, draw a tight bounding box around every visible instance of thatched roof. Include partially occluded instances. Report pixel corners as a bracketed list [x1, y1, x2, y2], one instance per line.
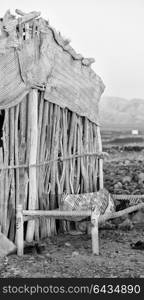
[0, 10, 105, 124]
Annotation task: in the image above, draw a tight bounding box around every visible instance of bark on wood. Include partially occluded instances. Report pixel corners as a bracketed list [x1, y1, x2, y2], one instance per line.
[26, 90, 38, 242]
[15, 105, 20, 208]
[8, 107, 15, 241]
[91, 210, 100, 255]
[98, 203, 144, 224]
[3, 109, 9, 235]
[0, 148, 4, 231]
[50, 105, 60, 234]
[38, 100, 49, 238]
[97, 126, 103, 189]
[16, 204, 24, 256]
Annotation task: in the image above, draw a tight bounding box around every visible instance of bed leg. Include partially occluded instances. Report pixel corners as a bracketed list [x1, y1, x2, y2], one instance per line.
[91, 209, 100, 255]
[16, 204, 24, 256]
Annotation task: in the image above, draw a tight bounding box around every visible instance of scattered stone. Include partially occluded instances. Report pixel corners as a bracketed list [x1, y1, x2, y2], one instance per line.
[122, 176, 131, 184]
[138, 173, 144, 183]
[114, 182, 122, 190]
[3, 257, 8, 265]
[72, 251, 79, 257]
[45, 253, 51, 257]
[124, 160, 130, 165]
[65, 242, 71, 247]
[52, 272, 61, 277]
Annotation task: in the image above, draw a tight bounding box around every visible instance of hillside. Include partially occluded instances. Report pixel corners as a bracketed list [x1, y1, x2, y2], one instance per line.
[99, 96, 144, 130]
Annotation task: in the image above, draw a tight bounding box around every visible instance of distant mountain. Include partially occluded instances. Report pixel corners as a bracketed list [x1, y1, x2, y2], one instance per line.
[99, 96, 144, 130]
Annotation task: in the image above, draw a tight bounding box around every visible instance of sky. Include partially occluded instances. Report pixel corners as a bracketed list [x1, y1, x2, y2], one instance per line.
[1, 0, 144, 99]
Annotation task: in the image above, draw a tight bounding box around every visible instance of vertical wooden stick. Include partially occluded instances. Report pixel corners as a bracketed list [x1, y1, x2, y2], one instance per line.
[50, 105, 60, 234]
[3, 109, 9, 235]
[9, 107, 16, 241]
[0, 148, 4, 232]
[44, 103, 53, 192]
[97, 126, 103, 189]
[26, 89, 38, 242]
[68, 112, 76, 194]
[91, 208, 100, 255]
[19, 97, 28, 212]
[16, 204, 24, 257]
[83, 118, 89, 192]
[63, 109, 70, 193]
[15, 105, 20, 208]
[93, 125, 98, 192]
[76, 117, 81, 193]
[25, 22, 30, 40]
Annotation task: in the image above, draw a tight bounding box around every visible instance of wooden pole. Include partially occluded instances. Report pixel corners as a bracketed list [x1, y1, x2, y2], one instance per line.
[93, 125, 99, 192]
[91, 208, 100, 255]
[99, 202, 144, 222]
[3, 109, 9, 235]
[16, 204, 24, 256]
[26, 89, 38, 242]
[19, 97, 28, 210]
[9, 107, 16, 241]
[0, 148, 4, 232]
[15, 105, 20, 208]
[97, 126, 103, 189]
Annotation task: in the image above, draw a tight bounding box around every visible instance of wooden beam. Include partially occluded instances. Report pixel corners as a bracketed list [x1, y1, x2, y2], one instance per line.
[23, 209, 91, 217]
[26, 90, 38, 242]
[23, 202, 144, 220]
[112, 194, 144, 201]
[99, 202, 144, 223]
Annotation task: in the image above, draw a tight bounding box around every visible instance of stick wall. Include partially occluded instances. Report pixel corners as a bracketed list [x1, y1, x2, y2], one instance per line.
[0, 92, 102, 241]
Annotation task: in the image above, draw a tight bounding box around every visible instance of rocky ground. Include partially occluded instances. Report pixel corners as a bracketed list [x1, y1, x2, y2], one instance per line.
[0, 149, 144, 278]
[0, 229, 144, 278]
[104, 150, 144, 195]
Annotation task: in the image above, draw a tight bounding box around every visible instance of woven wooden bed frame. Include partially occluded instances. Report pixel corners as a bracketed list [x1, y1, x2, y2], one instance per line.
[16, 194, 144, 256]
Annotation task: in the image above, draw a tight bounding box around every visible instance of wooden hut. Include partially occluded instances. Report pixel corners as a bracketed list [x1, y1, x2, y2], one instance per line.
[0, 10, 105, 243]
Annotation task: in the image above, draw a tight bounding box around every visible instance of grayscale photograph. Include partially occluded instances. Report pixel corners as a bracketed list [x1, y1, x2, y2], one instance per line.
[0, 0, 144, 295]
